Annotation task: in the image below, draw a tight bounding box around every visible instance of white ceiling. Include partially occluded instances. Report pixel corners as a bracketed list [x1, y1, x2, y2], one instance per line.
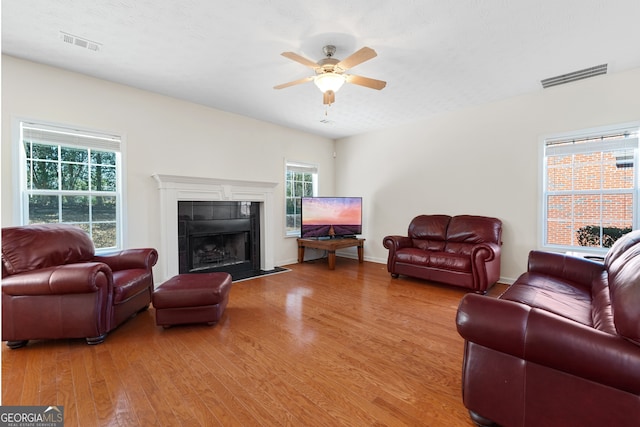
[3, 1, 640, 139]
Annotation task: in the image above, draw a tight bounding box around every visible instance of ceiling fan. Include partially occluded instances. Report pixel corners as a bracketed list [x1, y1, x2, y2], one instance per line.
[274, 45, 386, 105]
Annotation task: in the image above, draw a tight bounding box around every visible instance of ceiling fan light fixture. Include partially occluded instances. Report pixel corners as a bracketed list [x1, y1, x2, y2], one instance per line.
[276, 45, 385, 105]
[314, 73, 346, 93]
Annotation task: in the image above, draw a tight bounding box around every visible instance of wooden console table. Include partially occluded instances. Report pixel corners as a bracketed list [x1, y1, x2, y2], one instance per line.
[297, 238, 365, 270]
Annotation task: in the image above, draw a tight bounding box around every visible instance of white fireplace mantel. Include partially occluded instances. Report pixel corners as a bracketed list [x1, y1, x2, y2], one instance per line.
[152, 174, 278, 281]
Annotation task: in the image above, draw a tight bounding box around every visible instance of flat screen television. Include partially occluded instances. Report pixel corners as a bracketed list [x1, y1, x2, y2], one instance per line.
[301, 197, 362, 239]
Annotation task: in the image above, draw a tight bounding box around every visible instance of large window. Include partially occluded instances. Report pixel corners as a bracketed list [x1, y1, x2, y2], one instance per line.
[19, 121, 123, 251]
[285, 161, 317, 236]
[542, 124, 639, 252]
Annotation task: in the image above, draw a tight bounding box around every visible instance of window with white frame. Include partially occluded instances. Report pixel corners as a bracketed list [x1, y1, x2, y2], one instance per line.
[542, 124, 639, 252]
[285, 161, 317, 236]
[19, 121, 123, 251]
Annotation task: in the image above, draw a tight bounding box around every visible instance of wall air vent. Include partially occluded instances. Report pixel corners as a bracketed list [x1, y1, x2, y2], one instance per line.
[541, 64, 607, 89]
[59, 31, 102, 52]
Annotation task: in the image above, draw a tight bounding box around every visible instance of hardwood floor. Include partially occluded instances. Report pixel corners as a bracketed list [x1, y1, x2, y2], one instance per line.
[2, 258, 506, 426]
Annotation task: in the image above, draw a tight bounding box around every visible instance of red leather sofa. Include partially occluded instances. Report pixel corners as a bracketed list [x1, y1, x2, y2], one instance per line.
[383, 215, 502, 293]
[456, 230, 640, 427]
[2, 223, 158, 348]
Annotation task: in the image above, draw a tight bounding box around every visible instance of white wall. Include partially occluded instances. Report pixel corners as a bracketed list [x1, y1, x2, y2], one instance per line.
[1, 55, 336, 279]
[336, 67, 640, 282]
[4, 55, 640, 283]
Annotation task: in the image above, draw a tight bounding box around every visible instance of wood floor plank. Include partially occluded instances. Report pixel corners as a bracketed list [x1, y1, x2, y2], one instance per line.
[171, 334, 262, 426]
[20, 343, 45, 404]
[105, 334, 161, 427]
[187, 325, 301, 425]
[208, 321, 361, 426]
[82, 345, 117, 425]
[1, 338, 26, 403]
[144, 331, 211, 427]
[2, 259, 506, 426]
[69, 343, 100, 427]
[94, 342, 141, 427]
[156, 340, 229, 426]
[55, 344, 79, 426]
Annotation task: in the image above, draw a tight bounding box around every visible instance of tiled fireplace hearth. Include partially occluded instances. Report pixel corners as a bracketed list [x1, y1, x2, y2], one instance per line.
[152, 174, 278, 282]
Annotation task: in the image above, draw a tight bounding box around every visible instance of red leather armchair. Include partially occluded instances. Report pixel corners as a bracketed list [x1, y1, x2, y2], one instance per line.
[2, 224, 158, 348]
[383, 215, 502, 293]
[456, 230, 640, 427]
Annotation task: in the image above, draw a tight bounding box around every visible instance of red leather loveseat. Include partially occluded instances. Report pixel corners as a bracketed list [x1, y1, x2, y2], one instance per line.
[456, 230, 640, 427]
[2, 224, 158, 348]
[383, 215, 502, 293]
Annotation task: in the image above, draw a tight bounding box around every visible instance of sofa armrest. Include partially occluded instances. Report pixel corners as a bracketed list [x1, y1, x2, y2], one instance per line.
[383, 235, 414, 275]
[93, 248, 158, 272]
[527, 250, 605, 291]
[1, 262, 112, 295]
[457, 293, 640, 395]
[471, 242, 500, 262]
[457, 294, 529, 358]
[470, 242, 501, 291]
[383, 235, 413, 251]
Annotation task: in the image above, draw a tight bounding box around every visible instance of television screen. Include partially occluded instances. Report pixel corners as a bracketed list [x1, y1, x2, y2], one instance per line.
[301, 197, 362, 238]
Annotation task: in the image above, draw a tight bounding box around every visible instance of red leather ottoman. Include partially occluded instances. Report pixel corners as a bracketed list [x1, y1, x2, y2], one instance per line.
[152, 272, 232, 328]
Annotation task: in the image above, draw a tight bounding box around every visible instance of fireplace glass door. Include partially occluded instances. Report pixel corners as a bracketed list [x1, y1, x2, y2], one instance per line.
[178, 201, 260, 275]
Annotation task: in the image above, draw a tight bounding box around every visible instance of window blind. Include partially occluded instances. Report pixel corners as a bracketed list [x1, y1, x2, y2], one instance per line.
[545, 138, 638, 156]
[22, 122, 121, 152]
[286, 161, 318, 174]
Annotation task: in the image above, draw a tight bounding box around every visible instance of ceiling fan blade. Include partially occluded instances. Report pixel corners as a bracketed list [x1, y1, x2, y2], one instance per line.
[335, 47, 377, 72]
[346, 74, 387, 90]
[281, 52, 319, 69]
[273, 76, 314, 90]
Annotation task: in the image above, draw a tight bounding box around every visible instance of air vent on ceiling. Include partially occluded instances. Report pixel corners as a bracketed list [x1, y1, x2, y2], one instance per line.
[541, 64, 607, 89]
[60, 31, 102, 52]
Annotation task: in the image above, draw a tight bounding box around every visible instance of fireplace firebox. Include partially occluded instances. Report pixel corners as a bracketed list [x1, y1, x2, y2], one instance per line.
[178, 201, 260, 276]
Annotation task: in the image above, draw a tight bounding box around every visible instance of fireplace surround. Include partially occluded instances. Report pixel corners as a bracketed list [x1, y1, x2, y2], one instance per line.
[152, 174, 278, 282]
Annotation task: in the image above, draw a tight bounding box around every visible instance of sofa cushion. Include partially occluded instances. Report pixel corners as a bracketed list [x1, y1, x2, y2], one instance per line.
[396, 249, 471, 272]
[605, 230, 640, 345]
[445, 215, 502, 255]
[500, 272, 593, 327]
[2, 224, 95, 276]
[428, 252, 471, 272]
[408, 215, 450, 251]
[396, 248, 431, 266]
[112, 269, 153, 304]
